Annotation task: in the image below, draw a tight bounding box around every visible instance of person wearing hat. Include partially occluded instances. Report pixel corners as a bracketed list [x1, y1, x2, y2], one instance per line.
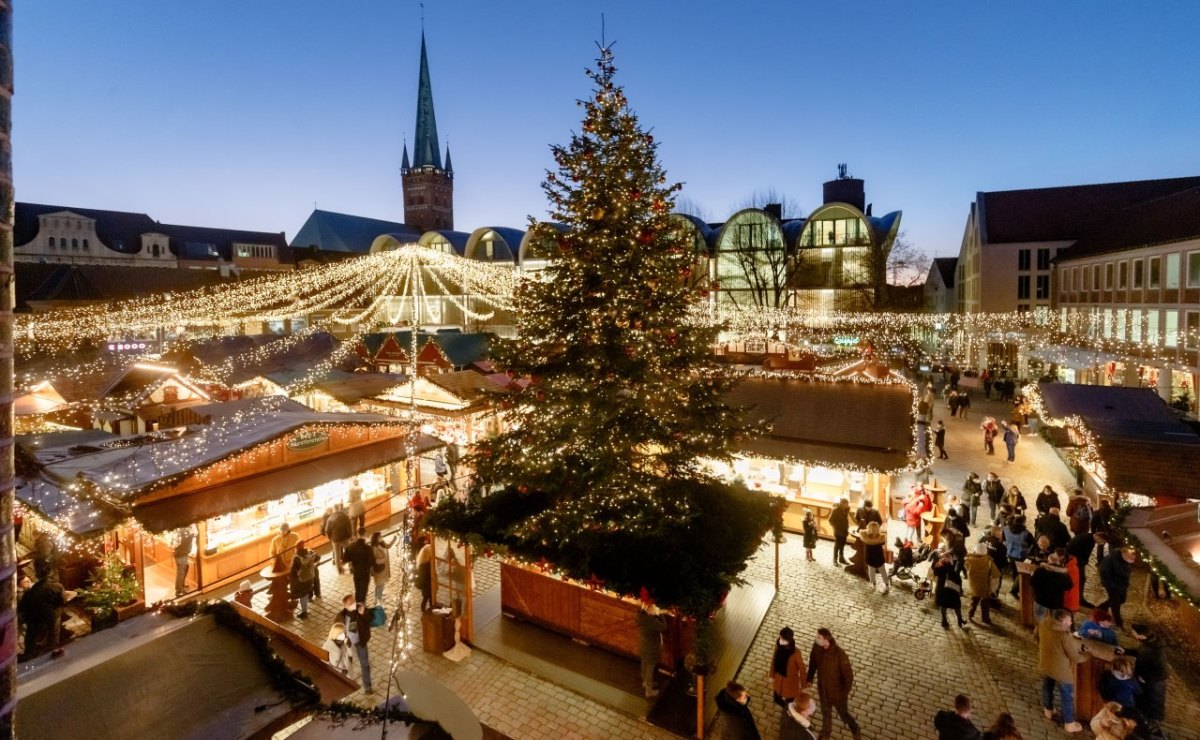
[768, 626, 807, 707]
[964, 542, 1000, 624]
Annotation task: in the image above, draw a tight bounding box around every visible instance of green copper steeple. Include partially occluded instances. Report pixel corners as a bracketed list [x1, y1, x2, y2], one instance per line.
[412, 32, 443, 171]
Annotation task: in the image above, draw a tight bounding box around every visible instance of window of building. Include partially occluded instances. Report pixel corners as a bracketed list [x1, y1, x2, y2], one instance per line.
[1115, 310, 1126, 340]
[737, 222, 765, 248]
[1017, 304, 1030, 313]
[1187, 311, 1200, 350]
[72, 238, 79, 250]
[1130, 309, 1143, 343]
[1188, 252, 1200, 287]
[1118, 261, 1128, 290]
[48, 237, 55, 248]
[1148, 310, 1160, 344]
[1092, 264, 1101, 290]
[1017, 275, 1031, 299]
[1037, 248, 1050, 270]
[1149, 256, 1161, 288]
[1133, 259, 1144, 289]
[1165, 310, 1179, 347]
[162, 385, 179, 404]
[1105, 263, 1114, 289]
[1018, 249, 1031, 271]
[1102, 309, 1113, 338]
[1167, 253, 1180, 289]
[1072, 267, 1080, 291]
[152, 244, 160, 257]
[1036, 275, 1050, 300]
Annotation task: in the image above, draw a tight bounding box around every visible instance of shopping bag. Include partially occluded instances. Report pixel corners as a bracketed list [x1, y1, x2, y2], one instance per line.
[370, 605, 387, 628]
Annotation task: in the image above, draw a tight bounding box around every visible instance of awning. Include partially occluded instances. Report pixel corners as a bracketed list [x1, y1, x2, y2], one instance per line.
[133, 433, 444, 533]
[736, 437, 910, 473]
[1025, 345, 1121, 370]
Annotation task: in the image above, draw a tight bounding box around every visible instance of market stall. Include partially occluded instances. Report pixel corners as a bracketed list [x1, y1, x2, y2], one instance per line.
[714, 374, 921, 536]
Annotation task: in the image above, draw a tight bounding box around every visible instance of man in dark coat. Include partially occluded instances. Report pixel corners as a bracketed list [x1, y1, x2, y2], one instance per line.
[1036, 508, 1071, 551]
[933, 694, 982, 740]
[1091, 498, 1116, 561]
[343, 528, 375, 605]
[324, 504, 353, 574]
[19, 576, 71, 661]
[713, 681, 762, 740]
[1129, 622, 1167, 723]
[983, 473, 1004, 523]
[829, 499, 851, 566]
[806, 628, 861, 740]
[1030, 554, 1072, 622]
[853, 500, 882, 532]
[1099, 547, 1136, 627]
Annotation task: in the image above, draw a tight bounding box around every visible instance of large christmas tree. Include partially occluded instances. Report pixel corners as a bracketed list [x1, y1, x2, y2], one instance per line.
[428, 46, 780, 616]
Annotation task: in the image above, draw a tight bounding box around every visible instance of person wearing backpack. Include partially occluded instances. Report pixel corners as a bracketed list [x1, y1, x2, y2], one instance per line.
[290, 542, 319, 619]
[370, 530, 397, 606]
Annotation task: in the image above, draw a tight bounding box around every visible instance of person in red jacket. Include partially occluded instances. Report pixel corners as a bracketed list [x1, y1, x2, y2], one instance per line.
[903, 484, 932, 544]
[1062, 549, 1081, 613]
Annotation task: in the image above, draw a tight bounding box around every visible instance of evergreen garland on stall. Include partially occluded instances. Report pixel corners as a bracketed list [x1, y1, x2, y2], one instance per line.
[426, 45, 782, 617]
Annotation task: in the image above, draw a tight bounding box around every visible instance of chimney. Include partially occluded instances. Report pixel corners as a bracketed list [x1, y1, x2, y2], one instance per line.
[763, 203, 783, 221]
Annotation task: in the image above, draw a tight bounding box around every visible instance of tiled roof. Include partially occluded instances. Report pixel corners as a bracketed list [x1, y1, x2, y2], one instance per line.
[290, 209, 419, 253]
[979, 176, 1200, 244]
[424, 369, 502, 403]
[1059, 186, 1200, 260]
[933, 257, 957, 288]
[15, 263, 282, 310]
[726, 376, 915, 471]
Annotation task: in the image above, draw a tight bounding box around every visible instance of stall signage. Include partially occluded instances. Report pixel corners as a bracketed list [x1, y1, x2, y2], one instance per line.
[287, 429, 329, 452]
[832, 336, 860, 347]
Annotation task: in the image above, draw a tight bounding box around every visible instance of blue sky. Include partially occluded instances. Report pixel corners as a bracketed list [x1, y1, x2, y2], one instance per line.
[14, 1, 1200, 257]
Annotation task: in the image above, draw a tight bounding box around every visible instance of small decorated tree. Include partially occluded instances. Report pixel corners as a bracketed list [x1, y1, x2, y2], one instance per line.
[80, 552, 141, 623]
[427, 45, 781, 617]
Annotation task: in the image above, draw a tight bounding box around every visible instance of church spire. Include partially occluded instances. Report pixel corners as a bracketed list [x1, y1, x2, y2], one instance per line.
[401, 141, 411, 174]
[412, 32, 443, 170]
[444, 144, 453, 178]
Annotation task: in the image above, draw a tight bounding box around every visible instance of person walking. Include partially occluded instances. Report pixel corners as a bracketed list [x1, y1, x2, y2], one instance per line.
[290, 542, 319, 619]
[713, 681, 762, 740]
[805, 628, 861, 740]
[965, 543, 1000, 624]
[933, 553, 968, 629]
[829, 499, 851, 566]
[637, 602, 667, 698]
[1035, 486, 1059, 517]
[324, 504, 353, 574]
[1129, 622, 1167, 725]
[1002, 484, 1028, 515]
[1092, 498, 1116, 562]
[336, 594, 373, 694]
[370, 530, 396, 606]
[1098, 547, 1135, 628]
[1001, 422, 1019, 463]
[958, 391, 971, 421]
[785, 692, 818, 740]
[173, 526, 195, 598]
[1065, 490, 1092, 535]
[933, 694, 983, 740]
[343, 528, 375, 605]
[1037, 609, 1088, 733]
[768, 626, 807, 708]
[981, 419, 997, 456]
[983, 473, 1004, 523]
[934, 421, 949, 459]
[802, 510, 818, 562]
[962, 473, 982, 526]
[984, 525, 1009, 599]
[860, 522, 890, 593]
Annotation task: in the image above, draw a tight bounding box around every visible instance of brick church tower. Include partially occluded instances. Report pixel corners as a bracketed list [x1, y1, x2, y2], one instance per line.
[401, 32, 453, 232]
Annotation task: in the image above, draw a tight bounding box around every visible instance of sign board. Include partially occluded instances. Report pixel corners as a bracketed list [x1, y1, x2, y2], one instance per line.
[286, 429, 330, 452]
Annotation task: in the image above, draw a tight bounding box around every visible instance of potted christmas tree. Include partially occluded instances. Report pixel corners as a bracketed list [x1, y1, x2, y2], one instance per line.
[80, 552, 144, 629]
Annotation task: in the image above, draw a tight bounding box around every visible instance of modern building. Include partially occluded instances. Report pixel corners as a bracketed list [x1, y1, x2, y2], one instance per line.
[673, 167, 902, 313]
[1049, 184, 1200, 405]
[955, 176, 1200, 315]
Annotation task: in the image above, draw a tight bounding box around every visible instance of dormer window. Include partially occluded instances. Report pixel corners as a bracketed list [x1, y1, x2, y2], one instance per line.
[152, 244, 160, 257]
[48, 237, 55, 248]
[72, 238, 79, 250]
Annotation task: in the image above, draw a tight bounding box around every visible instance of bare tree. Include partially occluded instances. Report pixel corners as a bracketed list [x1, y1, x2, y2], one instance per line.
[733, 188, 805, 220]
[886, 233, 931, 288]
[673, 196, 713, 223]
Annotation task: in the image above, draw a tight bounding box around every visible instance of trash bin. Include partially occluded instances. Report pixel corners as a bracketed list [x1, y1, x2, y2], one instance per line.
[421, 609, 456, 654]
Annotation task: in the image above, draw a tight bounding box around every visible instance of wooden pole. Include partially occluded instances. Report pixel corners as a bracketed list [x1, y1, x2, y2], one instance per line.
[695, 674, 704, 739]
[774, 539, 780, 590]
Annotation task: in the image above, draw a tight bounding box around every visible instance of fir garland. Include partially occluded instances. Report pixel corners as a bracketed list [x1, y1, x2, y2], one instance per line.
[1111, 504, 1198, 609]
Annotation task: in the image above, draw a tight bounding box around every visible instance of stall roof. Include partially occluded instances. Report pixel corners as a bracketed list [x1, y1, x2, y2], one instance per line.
[16, 608, 333, 740]
[726, 376, 915, 472]
[312, 370, 408, 405]
[1038, 382, 1200, 498]
[20, 397, 405, 500]
[133, 433, 443, 532]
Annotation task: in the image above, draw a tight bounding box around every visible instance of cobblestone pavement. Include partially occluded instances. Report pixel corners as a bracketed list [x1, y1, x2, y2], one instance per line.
[237, 395, 1199, 740]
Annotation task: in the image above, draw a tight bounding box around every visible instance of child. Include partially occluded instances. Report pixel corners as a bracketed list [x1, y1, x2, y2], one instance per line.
[802, 510, 818, 562]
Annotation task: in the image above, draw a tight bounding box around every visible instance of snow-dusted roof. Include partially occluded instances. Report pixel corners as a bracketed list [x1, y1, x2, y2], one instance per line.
[21, 397, 405, 500]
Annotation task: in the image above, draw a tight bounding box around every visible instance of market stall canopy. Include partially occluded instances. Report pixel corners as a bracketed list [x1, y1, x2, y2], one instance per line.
[13, 381, 69, 415]
[726, 376, 915, 471]
[133, 432, 443, 532]
[1038, 382, 1200, 499]
[377, 370, 505, 412]
[1026, 345, 1122, 370]
[16, 609, 325, 740]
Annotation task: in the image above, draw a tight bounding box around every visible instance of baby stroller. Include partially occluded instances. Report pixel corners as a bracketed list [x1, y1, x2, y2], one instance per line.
[890, 538, 934, 600]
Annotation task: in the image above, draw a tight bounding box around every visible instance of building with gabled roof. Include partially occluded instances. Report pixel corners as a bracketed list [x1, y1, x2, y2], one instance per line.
[924, 256, 958, 313]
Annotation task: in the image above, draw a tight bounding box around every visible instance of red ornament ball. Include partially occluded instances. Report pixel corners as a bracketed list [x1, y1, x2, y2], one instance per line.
[638, 231, 655, 245]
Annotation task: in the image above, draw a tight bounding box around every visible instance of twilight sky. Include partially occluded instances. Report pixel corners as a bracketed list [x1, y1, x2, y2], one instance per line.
[14, 1, 1200, 257]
